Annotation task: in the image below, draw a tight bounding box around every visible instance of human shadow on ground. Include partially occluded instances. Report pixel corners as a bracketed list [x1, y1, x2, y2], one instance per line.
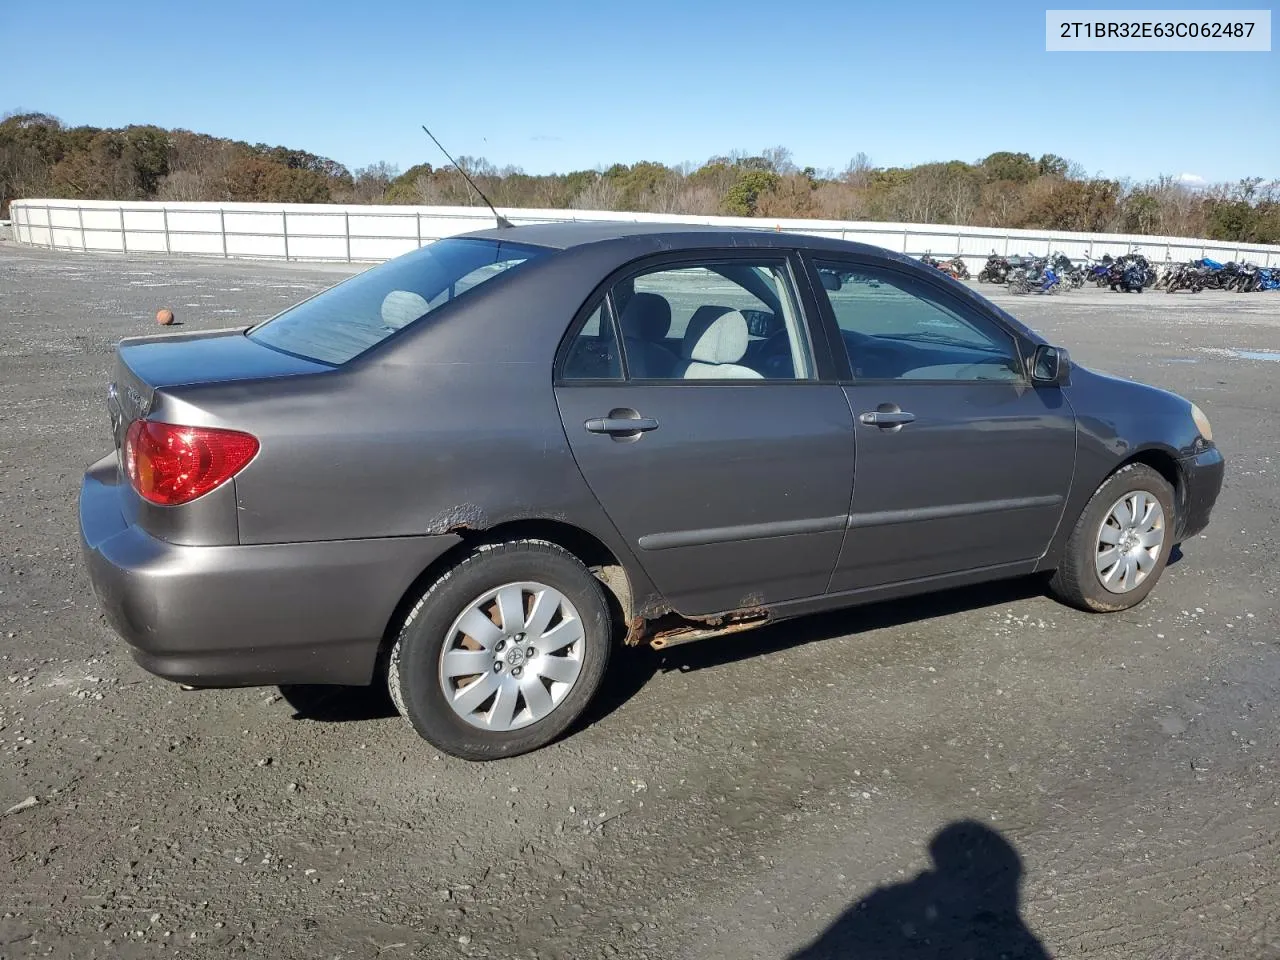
[788, 820, 1051, 960]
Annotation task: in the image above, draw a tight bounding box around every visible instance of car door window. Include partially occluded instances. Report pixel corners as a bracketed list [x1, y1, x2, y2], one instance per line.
[611, 261, 814, 381]
[813, 261, 1022, 382]
[561, 304, 622, 380]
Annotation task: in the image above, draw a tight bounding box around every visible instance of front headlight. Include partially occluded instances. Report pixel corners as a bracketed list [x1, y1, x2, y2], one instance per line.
[1191, 403, 1213, 443]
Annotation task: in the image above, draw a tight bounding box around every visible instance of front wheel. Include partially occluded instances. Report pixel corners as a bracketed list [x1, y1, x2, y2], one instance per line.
[387, 540, 613, 760]
[1049, 464, 1175, 612]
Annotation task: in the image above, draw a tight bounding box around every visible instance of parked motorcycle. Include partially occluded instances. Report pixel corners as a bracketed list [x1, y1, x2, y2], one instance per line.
[1163, 261, 1210, 293]
[944, 256, 971, 281]
[1049, 252, 1083, 289]
[1107, 254, 1154, 293]
[919, 253, 972, 282]
[1083, 254, 1112, 287]
[1008, 258, 1062, 295]
[977, 253, 1011, 284]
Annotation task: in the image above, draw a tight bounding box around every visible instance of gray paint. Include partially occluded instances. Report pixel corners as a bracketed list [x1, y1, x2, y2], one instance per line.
[831, 382, 1076, 591]
[78, 223, 1225, 687]
[80, 454, 459, 686]
[556, 382, 856, 616]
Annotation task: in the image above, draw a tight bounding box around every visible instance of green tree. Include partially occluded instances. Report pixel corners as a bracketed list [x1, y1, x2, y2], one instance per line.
[1037, 153, 1069, 178]
[724, 170, 780, 215]
[979, 151, 1038, 183]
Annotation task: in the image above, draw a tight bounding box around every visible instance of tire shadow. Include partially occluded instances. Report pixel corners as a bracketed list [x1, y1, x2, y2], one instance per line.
[577, 576, 1047, 732]
[278, 682, 398, 723]
[281, 576, 1057, 733]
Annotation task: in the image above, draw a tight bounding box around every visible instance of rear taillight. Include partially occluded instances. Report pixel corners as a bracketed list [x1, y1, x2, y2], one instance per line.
[124, 420, 259, 506]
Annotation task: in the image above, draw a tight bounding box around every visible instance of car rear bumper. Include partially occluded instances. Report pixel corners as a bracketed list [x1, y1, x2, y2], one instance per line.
[78, 454, 460, 687]
[1176, 444, 1224, 541]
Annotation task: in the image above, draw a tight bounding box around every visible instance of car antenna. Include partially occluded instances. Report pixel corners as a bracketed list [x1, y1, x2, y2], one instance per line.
[421, 124, 513, 229]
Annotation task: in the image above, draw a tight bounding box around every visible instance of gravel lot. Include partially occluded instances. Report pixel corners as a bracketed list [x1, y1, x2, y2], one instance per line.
[1, 243, 1278, 959]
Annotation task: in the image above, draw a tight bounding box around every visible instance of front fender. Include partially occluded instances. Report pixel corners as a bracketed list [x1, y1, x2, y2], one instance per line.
[1037, 365, 1204, 568]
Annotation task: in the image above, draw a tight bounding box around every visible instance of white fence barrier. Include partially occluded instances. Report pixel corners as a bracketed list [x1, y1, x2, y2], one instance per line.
[10, 198, 1280, 271]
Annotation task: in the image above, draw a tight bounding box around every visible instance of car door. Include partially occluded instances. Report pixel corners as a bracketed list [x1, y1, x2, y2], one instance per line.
[806, 256, 1076, 593]
[554, 252, 855, 618]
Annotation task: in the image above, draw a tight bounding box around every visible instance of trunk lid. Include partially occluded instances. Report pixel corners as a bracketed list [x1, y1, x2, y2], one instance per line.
[107, 328, 330, 452]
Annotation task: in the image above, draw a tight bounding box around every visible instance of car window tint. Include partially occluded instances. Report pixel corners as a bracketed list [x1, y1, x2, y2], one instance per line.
[813, 261, 1021, 382]
[612, 262, 813, 381]
[561, 304, 622, 380]
[248, 238, 547, 365]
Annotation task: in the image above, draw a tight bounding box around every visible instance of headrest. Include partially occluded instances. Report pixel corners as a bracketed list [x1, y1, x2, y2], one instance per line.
[381, 290, 430, 330]
[683, 307, 749, 365]
[618, 292, 672, 342]
[683, 305, 733, 346]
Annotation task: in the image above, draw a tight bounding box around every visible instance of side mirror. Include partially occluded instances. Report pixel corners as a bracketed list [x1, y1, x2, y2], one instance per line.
[819, 270, 843, 292]
[1032, 344, 1071, 386]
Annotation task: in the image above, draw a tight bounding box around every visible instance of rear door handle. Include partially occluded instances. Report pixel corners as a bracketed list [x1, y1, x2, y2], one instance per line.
[859, 410, 916, 426]
[585, 416, 660, 435]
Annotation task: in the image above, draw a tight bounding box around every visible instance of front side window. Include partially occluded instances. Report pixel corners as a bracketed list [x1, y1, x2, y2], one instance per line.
[248, 238, 548, 365]
[609, 261, 813, 381]
[813, 260, 1022, 382]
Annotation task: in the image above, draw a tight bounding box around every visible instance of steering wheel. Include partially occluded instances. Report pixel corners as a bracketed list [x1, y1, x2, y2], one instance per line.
[840, 330, 903, 379]
[755, 328, 903, 379]
[757, 330, 797, 378]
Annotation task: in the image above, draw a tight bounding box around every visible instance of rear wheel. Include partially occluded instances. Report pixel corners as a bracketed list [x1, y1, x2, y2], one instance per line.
[1049, 464, 1175, 612]
[387, 540, 613, 760]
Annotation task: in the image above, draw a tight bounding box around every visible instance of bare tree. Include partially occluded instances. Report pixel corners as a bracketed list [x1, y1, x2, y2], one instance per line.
[945, 175, 979, 225]
[533, 176, 562, 208]
[346, 161, 398, 203]
[415, 173, 449, 205]
[155, 170, 208, 201]
[571, 175, 622, 211]
[893, 168, 947, 222]
[664, 184, 720, 215]
[842, 152, 873, 189]
[813, 182, 865, 220]
[761, 145, 797, 175]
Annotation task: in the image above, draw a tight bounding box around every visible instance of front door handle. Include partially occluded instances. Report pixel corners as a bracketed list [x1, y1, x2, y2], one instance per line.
[585, 415, 660, 435]
[859, 410, 916, 427]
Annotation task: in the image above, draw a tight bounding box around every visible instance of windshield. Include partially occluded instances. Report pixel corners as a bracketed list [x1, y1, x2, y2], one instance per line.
[247, 238, 548, 365]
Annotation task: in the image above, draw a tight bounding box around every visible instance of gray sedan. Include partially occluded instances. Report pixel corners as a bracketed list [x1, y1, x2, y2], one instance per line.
[78, 223, 1225, 759]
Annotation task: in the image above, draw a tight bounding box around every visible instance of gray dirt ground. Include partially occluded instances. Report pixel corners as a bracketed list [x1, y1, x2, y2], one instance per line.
[1, 243, 1278, 959]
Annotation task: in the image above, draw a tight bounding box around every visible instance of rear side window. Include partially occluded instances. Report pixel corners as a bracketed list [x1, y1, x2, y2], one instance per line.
[562, 304, 623, 380]
[248, 238, 547, 365]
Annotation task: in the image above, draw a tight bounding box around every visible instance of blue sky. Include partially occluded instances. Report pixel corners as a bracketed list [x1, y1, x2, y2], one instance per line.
[7, 0, 1276, 184]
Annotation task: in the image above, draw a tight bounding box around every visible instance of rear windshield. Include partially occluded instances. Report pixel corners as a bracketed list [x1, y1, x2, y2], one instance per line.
[247, 238, 548, 365]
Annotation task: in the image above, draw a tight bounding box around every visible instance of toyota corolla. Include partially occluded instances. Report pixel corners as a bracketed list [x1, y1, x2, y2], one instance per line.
[78, 222, 1225, 759]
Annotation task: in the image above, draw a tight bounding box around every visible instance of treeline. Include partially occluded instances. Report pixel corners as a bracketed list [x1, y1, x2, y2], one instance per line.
[2, 112, 1277, 244]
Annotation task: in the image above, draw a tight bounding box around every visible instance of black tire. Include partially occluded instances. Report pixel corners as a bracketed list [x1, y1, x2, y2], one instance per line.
[387, 539, 613, 760]
[1048, 463, 1176, 613]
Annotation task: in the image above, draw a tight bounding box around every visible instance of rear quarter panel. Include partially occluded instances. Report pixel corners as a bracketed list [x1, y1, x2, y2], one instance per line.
[169, 243, 663, 607]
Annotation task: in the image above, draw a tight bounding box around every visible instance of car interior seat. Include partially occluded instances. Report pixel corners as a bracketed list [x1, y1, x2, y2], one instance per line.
[679, 308, 762, 379]
[618, 292, 679, 378]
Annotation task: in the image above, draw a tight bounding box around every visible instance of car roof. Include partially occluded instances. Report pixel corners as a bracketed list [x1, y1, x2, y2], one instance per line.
[458, 219, 893, 258]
